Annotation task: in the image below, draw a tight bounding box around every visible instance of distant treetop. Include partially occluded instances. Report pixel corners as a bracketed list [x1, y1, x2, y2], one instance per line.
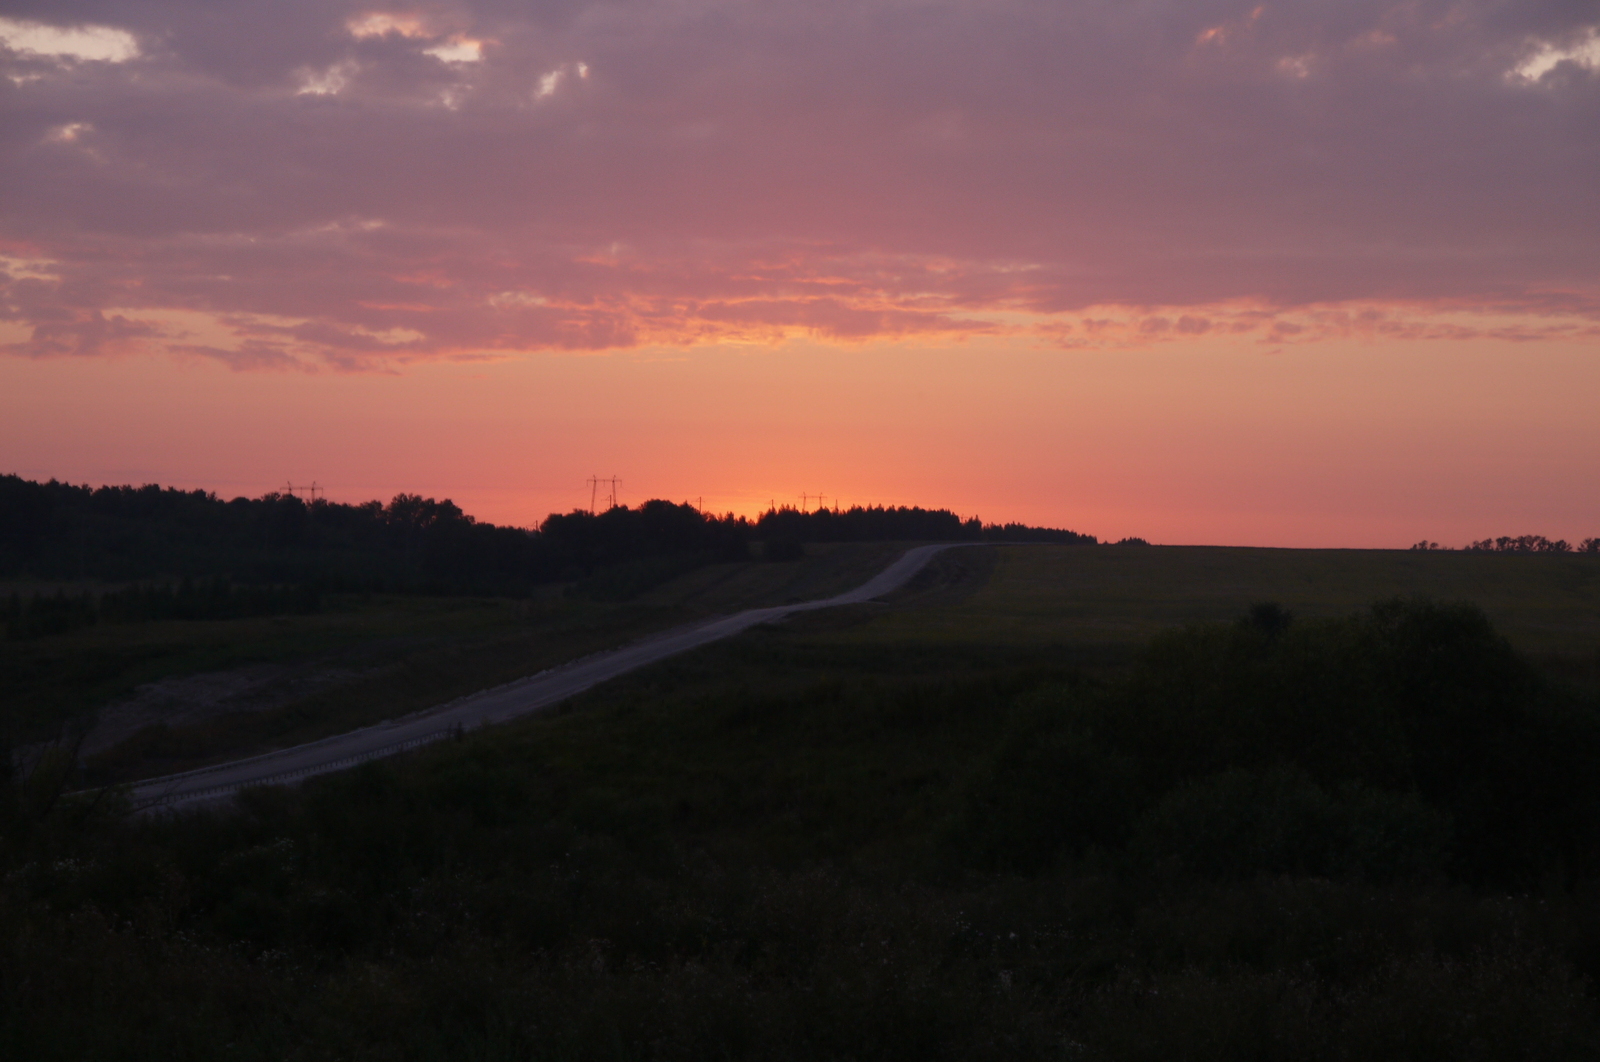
[1410, 535, 1598, 553]
[0, 474, 1101, 594]
[753, 504, 1094, 546]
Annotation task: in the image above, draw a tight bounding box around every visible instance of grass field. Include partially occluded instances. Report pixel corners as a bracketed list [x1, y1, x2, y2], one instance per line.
[504, 542, 1600, 875]
[9, 543, 1600, 1059]
[9, 543, 1600, 1055]
[855, 544, 1600, 659]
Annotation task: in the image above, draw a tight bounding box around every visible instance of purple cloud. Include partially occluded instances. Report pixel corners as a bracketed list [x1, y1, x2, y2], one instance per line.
[2, 0, 1597, 366]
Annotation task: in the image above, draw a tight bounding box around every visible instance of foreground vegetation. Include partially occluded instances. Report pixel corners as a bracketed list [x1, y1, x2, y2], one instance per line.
[859, 543, 1600, 671]
[4, 547, 1600, 1058]
[2, 542, 910, 777]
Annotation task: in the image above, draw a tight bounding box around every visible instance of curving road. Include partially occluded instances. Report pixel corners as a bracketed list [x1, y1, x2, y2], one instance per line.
[123, 543, 965, 811]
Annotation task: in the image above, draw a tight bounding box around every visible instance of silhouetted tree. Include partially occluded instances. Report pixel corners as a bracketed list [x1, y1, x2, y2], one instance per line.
[1465, 535, 1572, 553]
[0, 474, 1101, 598]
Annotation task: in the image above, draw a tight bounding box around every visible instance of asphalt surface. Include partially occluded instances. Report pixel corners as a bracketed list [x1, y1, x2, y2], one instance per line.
[124, 543, 962, 811]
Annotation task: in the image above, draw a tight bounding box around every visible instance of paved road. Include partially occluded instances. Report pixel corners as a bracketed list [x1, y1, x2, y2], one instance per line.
[123, 543, 964, 811]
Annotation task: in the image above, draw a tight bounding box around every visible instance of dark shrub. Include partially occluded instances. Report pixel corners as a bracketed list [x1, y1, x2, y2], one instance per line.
[958, 599, 1600, 884]
[1130, 765, 1451, 880]
[952, 692, 1140, 871]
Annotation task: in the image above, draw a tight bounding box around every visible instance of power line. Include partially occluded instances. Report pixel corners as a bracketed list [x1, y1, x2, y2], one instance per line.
[586, 475, 621, 513]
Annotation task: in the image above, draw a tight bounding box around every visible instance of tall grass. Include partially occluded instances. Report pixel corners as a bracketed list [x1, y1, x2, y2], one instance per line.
[3, 599, 1599, 1058]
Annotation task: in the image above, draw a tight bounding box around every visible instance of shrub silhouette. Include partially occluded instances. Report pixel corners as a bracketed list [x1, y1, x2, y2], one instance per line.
[957, 599, 1600, 884]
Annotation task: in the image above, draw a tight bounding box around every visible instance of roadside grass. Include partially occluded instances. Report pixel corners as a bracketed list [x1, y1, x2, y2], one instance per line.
[9, 544, 918, 783]
[77, 599, 679, 786]
[2, 594, 532, 744]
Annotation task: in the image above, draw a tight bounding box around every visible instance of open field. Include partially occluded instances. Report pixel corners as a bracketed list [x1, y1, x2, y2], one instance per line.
[14, 541, 1600, 787]
[9, 543, 1600, 1059]
[853, 544, 1600, 659]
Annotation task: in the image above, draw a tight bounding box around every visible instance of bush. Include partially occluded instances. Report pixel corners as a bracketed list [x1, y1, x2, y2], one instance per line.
[952, 599, 1600, 884]
[1129, 766, 1451, 881]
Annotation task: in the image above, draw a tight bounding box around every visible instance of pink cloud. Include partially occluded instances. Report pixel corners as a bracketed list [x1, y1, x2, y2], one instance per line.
[1, 0, 1596, 366]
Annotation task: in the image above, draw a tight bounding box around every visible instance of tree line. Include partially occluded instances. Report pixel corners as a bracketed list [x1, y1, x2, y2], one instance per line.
[1411, 535, 1600, 553]
[752, 505, 1095, 546]
[0, 475, 1095, 597]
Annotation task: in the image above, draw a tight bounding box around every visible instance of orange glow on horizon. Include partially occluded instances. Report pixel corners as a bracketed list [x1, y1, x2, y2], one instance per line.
[2, 326, 1596, 549]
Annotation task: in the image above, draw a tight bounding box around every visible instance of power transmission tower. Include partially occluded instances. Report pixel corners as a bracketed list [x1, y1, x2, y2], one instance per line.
[587, 475, 601, 515]
[606, 477, 621, 510]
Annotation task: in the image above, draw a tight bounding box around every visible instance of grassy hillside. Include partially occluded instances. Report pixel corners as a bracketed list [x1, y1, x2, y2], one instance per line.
[8, 542, 1600, 1058]
[4, 543, 918, 781]
[857, 544, 1600, 657]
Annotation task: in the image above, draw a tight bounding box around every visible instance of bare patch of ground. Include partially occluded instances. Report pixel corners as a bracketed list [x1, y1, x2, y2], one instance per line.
[81, 661, 387, 757]
[10, 660, 389, 774]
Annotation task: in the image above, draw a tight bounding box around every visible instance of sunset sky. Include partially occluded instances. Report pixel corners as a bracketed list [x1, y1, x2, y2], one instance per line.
[2, 0, 1597, 546]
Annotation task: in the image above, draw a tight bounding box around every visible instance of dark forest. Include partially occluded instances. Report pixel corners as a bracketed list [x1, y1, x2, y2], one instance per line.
[0, 475, 1092, 601]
